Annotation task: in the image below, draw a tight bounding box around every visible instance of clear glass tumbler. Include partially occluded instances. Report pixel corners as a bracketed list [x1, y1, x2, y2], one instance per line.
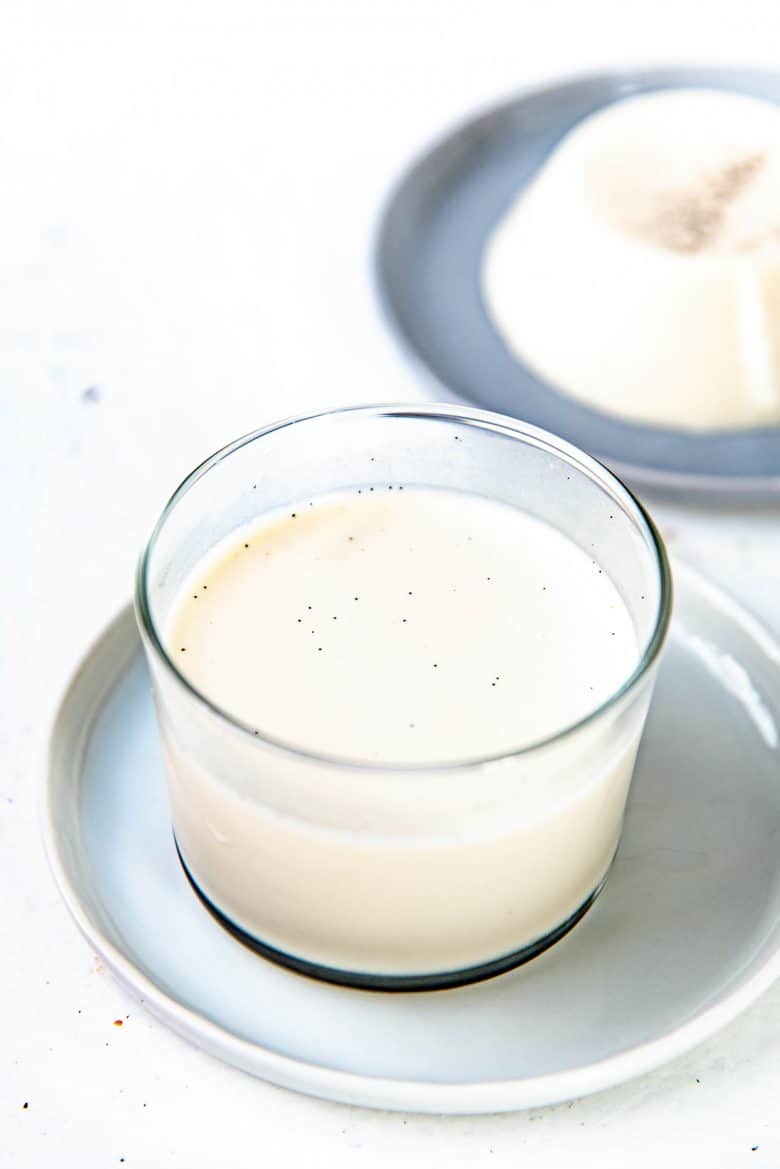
[136, 404, 671, 990]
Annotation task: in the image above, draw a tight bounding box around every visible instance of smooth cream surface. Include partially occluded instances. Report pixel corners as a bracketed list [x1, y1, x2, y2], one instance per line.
[483, 88, 780, 431]
[167, 488, 637, 765]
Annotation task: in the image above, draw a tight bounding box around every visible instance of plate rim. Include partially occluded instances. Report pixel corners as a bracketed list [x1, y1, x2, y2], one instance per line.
[41, 566, 780, 1113]
[372, 64, 780, 501]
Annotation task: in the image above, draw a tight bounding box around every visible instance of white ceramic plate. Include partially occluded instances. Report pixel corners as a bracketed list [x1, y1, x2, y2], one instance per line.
[43, 563, 780, 1113]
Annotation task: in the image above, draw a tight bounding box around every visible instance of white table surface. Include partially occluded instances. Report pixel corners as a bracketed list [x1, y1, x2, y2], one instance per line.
[3, 2, 780, 1165]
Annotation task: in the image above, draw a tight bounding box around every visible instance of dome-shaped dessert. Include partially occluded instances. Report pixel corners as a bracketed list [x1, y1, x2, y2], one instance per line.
[483, 88, 780, 431]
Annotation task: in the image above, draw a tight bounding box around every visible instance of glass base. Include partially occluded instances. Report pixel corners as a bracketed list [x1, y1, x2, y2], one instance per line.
[175, 837, 606, 992]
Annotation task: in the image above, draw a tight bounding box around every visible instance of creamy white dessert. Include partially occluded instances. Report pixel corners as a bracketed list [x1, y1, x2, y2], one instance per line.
[159, 487, 647, 976]
[483, 88, 780, 431]
[168, 488, 637, 762]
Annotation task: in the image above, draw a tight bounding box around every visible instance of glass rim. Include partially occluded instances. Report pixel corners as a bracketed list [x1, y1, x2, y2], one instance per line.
[135, 402, 673, 773]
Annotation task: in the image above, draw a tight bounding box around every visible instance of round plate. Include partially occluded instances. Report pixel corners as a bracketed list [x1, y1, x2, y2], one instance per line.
[43, 564, 780, 1114]
[375, 68, 780, 499]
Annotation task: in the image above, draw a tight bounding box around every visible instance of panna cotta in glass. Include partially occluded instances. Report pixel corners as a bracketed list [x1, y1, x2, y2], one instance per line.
[136, 405, 670, 989]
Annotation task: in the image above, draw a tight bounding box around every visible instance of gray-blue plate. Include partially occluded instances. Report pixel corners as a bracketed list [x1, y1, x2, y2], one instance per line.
[375, 67, 780, 499]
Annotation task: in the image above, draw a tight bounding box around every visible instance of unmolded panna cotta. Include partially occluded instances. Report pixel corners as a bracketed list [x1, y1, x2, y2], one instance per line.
[483, 88, 780, 431]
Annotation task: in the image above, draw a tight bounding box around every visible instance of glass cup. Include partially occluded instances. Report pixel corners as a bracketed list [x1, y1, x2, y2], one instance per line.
[136, 404, 671, 990]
